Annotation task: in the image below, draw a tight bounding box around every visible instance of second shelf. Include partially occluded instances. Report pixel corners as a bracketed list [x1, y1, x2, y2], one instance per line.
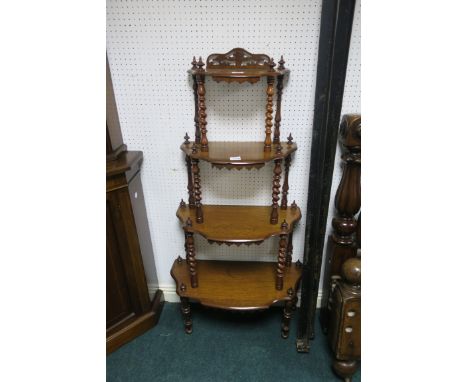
[177, 204, 301, 244]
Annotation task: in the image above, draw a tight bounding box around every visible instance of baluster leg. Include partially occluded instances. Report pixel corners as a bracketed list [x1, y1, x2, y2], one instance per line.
[281, 288, 295, 338]
[180, 297, 193, 334]
[270, 159, 282, 224]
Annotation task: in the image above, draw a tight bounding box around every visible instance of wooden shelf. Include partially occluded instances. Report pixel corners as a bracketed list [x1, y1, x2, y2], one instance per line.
[181, 141, 297, 170]
[176, 204, 301, 244]
[171, 259, 302, 310]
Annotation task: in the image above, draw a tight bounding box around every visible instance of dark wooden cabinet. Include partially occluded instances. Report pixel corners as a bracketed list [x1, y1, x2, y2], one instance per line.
[106, 55, 163, 354]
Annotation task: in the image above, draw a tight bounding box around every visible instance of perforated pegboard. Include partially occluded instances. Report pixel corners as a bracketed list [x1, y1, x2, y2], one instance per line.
[106, 0, 360, 289]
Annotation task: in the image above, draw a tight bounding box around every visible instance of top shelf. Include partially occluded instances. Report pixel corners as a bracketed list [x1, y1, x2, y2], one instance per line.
[188, 48, 289, 84]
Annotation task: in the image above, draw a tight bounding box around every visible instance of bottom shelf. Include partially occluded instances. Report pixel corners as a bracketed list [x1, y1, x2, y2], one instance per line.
[170, 259, 302, 310]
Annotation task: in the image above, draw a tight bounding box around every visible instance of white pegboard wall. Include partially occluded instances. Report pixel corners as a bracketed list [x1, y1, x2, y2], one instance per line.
[106, 0, 361, 288]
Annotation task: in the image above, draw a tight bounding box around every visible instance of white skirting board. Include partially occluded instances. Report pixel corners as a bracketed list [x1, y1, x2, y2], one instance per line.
[148, 284, 323, 308]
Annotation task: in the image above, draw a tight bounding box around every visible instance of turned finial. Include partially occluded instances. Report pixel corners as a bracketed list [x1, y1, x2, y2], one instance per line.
[278, 55, 286, 70]
[197, 56, 205, 71]
[291, 200, 297, 209]
[268, 57, 276, 72]
[184, 132, 190, 145]
[295, 259, 302, 267]
[287, 287, 294, 297]
[177, 256, 183, 264]
[180, 283, 187, 292]
[341, 258, 361, 286]
[276, 143, 283, 154]
[186, 217, 193, 227]
[191, 145, 198, 154]
[191, 56, 197, 70]
[180, 199, 186, 207]
[287, 133, 293, 145]
[281, 219, 289, 231]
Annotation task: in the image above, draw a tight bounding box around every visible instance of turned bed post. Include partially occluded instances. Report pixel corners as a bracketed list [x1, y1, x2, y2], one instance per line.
[196, 57, 208, 152]
[320, 115, 361, 332]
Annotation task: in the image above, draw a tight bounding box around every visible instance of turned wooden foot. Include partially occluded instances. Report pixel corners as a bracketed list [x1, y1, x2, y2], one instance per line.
[281, 288, 295, 338]
[332, 359, 358, 382]
[180, 297, 193, 334]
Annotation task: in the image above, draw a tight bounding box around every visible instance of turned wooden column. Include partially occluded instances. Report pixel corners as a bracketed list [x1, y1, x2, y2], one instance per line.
[180, 296, 193, 334]
[270, 158, 283, 224]
[273, 56, 286, 144]
[281, 287, 295, 338]
[264, 68, 275, 152]
[191, 57, 200, 144]
[183, 135, 195, 208]
[196, 57, 208, 152]
[191, 156, 203, 223]
[276, 220, 289, 290]
[281, 154, 291, 209]
[183, 218, 198, 288]
[320, 114, 361, 332]
[286, 231, 293, 267]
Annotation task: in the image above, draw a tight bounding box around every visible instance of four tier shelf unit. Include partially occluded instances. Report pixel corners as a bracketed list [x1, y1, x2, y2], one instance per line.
[170, 48, 302, 338]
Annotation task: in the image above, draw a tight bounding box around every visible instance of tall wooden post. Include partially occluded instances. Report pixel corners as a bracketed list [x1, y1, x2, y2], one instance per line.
[191, 57, 200, 144]
[320, 114, 360, 332]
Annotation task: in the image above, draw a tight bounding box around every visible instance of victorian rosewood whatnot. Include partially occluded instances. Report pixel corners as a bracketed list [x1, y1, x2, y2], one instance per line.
[170, 48, 302, 338]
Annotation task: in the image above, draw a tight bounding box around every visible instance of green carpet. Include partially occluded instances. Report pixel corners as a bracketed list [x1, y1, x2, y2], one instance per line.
[107, 303, 360, 381]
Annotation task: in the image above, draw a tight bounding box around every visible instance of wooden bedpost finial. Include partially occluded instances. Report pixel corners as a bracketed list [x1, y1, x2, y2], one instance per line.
[191, 56, 197, 70]
[287, 133, 293, 145]
[281, 219, 289, 231]
[291, 200, 297, 209]
[278, 55, 286, 70]
[184, 132, 190, 145]
[180, 199, 186, 207]
[186, 217, 193, 227]
[197, 56, 205, 71]
[268, 57, 276, 72]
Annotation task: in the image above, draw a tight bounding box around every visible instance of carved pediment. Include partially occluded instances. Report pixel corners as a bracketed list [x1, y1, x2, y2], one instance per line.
[207, 48, 271, 70]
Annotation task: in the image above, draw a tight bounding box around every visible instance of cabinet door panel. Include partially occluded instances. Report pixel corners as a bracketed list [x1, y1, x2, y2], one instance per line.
[106, 199, 134, 329]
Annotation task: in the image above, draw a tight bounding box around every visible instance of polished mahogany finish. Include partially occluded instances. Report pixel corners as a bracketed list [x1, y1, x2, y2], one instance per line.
[181, 141, 297, 170]
[176, 204, 301, 244]
[171, 259, 301, 310]
[173, 49, 300, 336]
